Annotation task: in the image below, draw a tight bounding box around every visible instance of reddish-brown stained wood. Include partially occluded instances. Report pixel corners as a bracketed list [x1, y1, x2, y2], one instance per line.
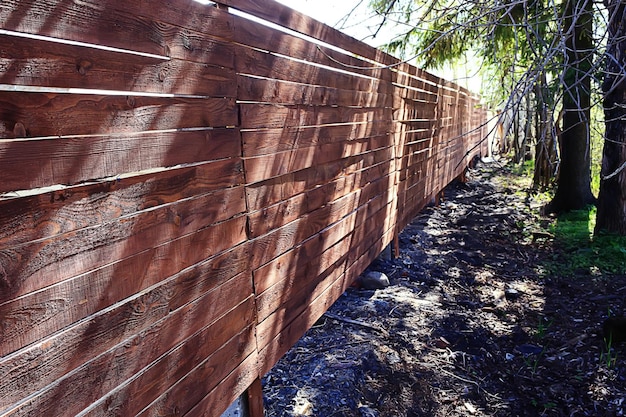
[174, 351, 259, 417]
[0, 240, 249, 358]
[218, 0, 399, 67]
[133, 330, 257, 417]
[244, 144, 394, 211]
[247, 377, 266, 417]
[0, 0, 235, 65]
[244, 135, 391, 184]
[0, 161, 241, 247]
[0, 187, 246, 304]
[237, 75, 392, 109]
[0, 34, 236, 96]
[0, 246, 251, 411]
[240, 103, 390, 131]
[0, 129, 241, 193]
[255, 258, 347, 351]
[76, 299, 256, 417]
[241, 121, 390, 157]
[235, 45, 393, 93]
[246, 158, 394, 238]
[248, 181, 391, 270]
[0, 93, 237, 138]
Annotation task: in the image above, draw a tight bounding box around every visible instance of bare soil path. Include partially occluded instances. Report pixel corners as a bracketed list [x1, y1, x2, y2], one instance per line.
[263, 160, 626, 417]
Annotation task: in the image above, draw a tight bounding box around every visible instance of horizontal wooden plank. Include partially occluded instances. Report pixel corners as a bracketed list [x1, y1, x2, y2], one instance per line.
[242, 120, 390, 157]
[178, 351, 259, 417]
[0, 0, 235, 65]
[75, 299, 256, 417]
[0, 33, 236, 96]
[235, 45, 393, 94]
[252, 174, 395, 295]
[1, 189, 247, 304]
[248, 173, 395, 270]
[218, 0, 400, 68]
[246, 158, 394, 238]
[2, 272, 253, 417]
[132, 326, 257, 417]
[244, 135, 392, 183]
[254, 195, 395, 333]
[0, 240, 249, 358]
[0, 160, 243, 247]
[237, 75, 392, 109]
[0, 245, 251, 411]
[0, 93, 237, 138]
[245, 146, 394, 210]
[257, 266, 354, 375]
[255, 255, 347, 350]
[0, 129, 241, 193]
[240, 103, 390, 130]
[231, 12, 392, 82]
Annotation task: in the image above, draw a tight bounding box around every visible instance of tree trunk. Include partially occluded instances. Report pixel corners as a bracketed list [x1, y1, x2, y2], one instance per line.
[544, 0, 596, 213]
[595, 0, 626, 234]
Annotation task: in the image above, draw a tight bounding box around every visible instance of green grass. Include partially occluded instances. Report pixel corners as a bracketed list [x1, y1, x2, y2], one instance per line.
[547, 206, 626, 275]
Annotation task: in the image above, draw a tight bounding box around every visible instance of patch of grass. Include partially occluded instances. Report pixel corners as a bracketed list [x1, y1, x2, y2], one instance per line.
[546, 206, 626, 275]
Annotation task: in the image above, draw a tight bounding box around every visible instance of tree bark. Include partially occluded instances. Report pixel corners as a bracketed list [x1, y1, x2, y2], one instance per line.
[544, 0, 596, 213]
[595, 0, 626, 234]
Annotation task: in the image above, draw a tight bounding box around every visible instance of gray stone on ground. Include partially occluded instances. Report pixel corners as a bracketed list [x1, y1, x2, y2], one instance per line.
[360, 271, 390, 290]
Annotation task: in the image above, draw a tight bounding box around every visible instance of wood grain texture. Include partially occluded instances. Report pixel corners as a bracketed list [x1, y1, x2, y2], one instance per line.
[241, 120, 390, 157]
[81, 299, 256, 417]
[238, 75, 391, 109]
[0, 244, 251, 412]
[0, 159, 242, 247]
[0, 239, 249, 358]
[0, 129, 241, 193]
[0, 92, 237, 138]
[244, 135, 391, 183]
[0, 33, 236, 96]
[240, 103, 390, 130]
[0, 187, 246, 304]
[0, 0, 235, 65]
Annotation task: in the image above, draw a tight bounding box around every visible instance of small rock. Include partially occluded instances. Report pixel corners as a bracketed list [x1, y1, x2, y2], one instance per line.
[505, 288, 521, 300]
[515, 344, 544, 355]
[360, 271, 390, 290]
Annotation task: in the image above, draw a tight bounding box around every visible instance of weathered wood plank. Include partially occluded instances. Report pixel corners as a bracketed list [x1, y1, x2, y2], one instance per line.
[252, 173, 395, 297]
[235, 45, 392, 93]
[0, 189, 247, 305]
[248, 174, 394, 270]
[0, 159, 242, 247]
[237, 75, 391, 109]
[0, 0, 235, 65]
[0, 92, 237, 138]
[244, 135, 391, 183]
[132, 328, 257, 417]
[0, 240, 249, 358]
[0, 243, 251, 411]
[241, 120, 390, 157]
[255, 256, 347, 350]
[247, 158, 394, 238]
[217, 0, 399, 67]
[0, 33, 236, 96]
[240, 103, 390, 130]
[245, 146, 394, 210]
[73, 299, 256, 417]
[175, 351, 259, 417]
[0, 129, 241, 193]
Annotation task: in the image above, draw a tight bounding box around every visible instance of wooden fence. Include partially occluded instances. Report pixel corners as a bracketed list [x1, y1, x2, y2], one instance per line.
[0, 0, 487, 415]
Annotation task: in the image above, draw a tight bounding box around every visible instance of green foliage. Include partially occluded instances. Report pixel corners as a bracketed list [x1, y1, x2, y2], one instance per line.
[547, 207, 626, 275]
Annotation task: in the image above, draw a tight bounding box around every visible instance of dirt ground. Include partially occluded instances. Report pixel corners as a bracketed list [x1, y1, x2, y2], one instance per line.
[262, 159, 626, 417]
